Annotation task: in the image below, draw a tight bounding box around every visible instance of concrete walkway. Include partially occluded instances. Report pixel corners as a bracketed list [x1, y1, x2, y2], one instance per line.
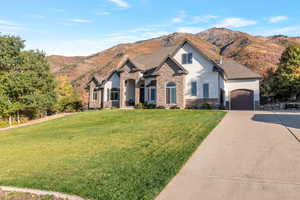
[0, 113, 73, 132]
[156, 111, 300, 200]
[0, 186, 85, 200]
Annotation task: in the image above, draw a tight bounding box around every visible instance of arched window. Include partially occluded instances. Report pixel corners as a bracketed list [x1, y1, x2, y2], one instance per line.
[166, 82, 177, 104]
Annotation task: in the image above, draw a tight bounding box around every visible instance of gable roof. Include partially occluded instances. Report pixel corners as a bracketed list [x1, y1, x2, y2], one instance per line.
[98, 38, 261, 84]
[219, 59, 262, 80]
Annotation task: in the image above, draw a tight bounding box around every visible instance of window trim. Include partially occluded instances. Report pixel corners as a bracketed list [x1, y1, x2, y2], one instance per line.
[182, 53, 193, 64]
[166, 82, 177, 105]
[93, 89, 98, 101]
[203, 83, 210, 98]
[191, 81, 197, 97]
[110, 88, 120, 101]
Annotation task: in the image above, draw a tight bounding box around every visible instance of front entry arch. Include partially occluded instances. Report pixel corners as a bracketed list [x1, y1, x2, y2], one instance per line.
[125, 79, 135, 106]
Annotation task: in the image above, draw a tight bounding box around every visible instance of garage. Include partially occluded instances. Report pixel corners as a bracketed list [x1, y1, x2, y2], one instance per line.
[230, 89, 254, 110]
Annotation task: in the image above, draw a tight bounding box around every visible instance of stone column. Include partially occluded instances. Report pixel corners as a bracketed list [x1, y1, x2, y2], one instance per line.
[120, 77, 125, 108]
[135, 80, 140, 105]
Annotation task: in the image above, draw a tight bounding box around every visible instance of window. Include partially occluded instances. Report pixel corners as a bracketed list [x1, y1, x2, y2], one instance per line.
[93, 90, 98, 101]
[191, 81, 197, 96]
[203, 83, 209, 98]
[110, 88, 120, 101]
[150, 88, 156, 102]
[182, 53, 193, 64]
[147, 87, 156, 103]
[166, 82, 177, 104]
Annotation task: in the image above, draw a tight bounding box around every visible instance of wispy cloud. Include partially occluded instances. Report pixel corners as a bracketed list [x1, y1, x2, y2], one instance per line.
[0, 19, 24, 34]
[191, 15, 218, 24]
[265, 26, 300, 36]
[55, 9, 65, 12]
[95, 11, 111, 16]
[269, 16, 288, 23]
[107, 0, 130, 8]
[69, 19, 92, 23]
[172, 11, 217, 25]
[0, 19, 17, 26]
[28, 14, 45, 19]
[171, 11, 187, 24]
[177, 26, 204, 34]
[215, 17, 257, 28]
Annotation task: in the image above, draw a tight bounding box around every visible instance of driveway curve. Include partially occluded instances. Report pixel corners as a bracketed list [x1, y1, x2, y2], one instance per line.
[156, 111, 300, 200]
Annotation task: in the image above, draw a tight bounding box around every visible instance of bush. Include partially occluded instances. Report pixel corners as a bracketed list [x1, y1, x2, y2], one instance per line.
[156, 106, 166, 109]
[56, 96, 83, 112]
[201, 103, 211, 110]
[135, 103, 144, 109]
[144, 104, 156, 109]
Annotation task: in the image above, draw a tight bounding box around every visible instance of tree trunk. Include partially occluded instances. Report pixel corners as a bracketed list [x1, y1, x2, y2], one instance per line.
[17, 111, 20, 124]
[9, 114, 12, 127]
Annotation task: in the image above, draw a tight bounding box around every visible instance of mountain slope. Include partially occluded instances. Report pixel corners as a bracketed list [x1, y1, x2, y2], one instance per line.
[47, 28, 300, 103]
[198, 28, 300, 75]
[47, 33, 220, 103]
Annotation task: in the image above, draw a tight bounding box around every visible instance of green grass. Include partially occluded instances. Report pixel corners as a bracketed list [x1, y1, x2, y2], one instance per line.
[0, 110, 226, 200]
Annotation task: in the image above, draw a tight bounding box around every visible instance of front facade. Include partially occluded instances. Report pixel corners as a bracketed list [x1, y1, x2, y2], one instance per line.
[87, 39, 261, 110]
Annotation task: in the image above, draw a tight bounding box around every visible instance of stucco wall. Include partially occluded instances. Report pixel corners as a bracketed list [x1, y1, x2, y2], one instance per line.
[173, 43, 221, 100]
[225, 79, 260, 109]
[103, 72, 120, 103]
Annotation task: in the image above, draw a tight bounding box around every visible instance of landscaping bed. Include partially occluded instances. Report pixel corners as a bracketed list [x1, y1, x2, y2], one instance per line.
[0, 110, 225, 200]
[0, 190, 64, 200]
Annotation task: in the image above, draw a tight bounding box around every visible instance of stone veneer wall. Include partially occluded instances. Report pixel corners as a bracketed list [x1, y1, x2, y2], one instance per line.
[119, 65, 141, 108]
[88, 82, 102, 109]
[156, 62, 185, 109]
[185, 98, 219, 109]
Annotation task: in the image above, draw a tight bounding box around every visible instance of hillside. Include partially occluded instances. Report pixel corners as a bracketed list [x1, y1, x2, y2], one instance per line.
[47, 33, 220, 103]
[47, 28, 300, 103]
[198, 28, 300, 75]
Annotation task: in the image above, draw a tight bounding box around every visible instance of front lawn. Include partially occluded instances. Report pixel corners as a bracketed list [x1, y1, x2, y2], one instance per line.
[0, 110, 225, 200]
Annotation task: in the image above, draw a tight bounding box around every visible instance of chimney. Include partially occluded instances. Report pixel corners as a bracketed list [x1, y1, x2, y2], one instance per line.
[219, 56, 223, 65]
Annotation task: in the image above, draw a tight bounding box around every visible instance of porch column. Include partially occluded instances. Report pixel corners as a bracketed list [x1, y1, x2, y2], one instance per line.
[135, 80, 140, 105]
[120, 78, 125, 108]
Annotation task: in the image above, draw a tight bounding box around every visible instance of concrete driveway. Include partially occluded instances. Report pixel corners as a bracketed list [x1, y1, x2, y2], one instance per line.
[156, 111, 300, 200]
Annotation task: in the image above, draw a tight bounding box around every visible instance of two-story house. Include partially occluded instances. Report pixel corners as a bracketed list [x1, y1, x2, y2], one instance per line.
[87, 39, 261, 110]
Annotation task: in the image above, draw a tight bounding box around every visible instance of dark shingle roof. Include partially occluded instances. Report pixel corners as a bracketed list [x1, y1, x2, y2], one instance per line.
[219, 59, 262, 80]
[131, 45, 178, 70]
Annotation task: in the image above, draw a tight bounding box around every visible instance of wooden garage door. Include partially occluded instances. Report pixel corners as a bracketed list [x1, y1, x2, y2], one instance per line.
[230, 89, 254, 110]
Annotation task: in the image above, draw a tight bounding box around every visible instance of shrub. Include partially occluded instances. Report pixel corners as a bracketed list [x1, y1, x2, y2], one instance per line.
[135, 103, 144, 109]
[156, 106, 166, 109]
[144, 104, 156, 109]
[201, 103, 211, 110]
[56, 96, 83, 112]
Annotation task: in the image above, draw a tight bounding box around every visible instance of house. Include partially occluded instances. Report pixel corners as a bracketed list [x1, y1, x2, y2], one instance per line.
[86, 39, 262, 110]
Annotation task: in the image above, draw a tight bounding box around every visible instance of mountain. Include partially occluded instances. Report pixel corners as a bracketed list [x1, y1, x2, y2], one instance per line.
[47, 28, 300, 103]
[47, 33, 220, 103]
[198, 28, 300, 75]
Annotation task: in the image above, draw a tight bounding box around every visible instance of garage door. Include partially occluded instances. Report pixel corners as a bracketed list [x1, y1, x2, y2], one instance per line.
[230, 89, 254, 110]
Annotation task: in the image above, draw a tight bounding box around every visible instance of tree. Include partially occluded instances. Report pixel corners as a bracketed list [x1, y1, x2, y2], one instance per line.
[55, 76, 82, 112]
[276, 45, 300, 99]
[0, 34, 57, 125]
[262, 45, 300, 101]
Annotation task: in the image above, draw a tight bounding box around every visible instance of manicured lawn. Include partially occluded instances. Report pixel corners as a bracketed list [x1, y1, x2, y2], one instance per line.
[0, 110, 226, 200]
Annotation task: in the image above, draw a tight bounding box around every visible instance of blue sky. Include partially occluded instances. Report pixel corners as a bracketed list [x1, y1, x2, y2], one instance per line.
[1, 0, 299, 56]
